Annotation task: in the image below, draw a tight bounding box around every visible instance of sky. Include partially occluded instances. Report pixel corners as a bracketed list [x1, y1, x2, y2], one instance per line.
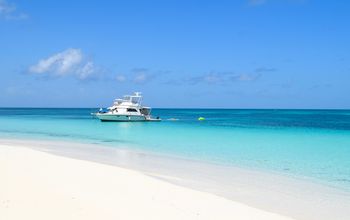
[0, 0, 349, 108]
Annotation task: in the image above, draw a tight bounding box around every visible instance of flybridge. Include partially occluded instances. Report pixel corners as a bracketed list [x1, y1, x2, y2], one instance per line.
[114, 92, 143, 106]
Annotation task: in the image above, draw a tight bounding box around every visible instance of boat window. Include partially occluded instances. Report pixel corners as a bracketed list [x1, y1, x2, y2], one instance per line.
[127, 108, 138, 112]
[131, 97, 139, 104]
[140, 108, 150, 115]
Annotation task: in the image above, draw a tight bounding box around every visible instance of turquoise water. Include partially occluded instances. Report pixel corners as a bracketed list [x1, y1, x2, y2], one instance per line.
[1, 108, 350, 190]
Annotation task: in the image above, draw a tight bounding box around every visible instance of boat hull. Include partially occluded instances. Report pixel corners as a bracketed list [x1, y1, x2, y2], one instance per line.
[96, 114, 146, 121]
[95, 114, 160, 122]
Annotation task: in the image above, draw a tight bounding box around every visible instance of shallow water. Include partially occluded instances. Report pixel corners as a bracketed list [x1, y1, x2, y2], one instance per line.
[1, 108, 350, 190]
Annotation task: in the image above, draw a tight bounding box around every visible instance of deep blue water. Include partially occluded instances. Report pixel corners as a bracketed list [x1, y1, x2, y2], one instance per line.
[1, 108, 350, 190]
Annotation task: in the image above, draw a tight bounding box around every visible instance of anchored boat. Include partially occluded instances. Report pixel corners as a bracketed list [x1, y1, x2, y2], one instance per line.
[93, 92, 161, 122]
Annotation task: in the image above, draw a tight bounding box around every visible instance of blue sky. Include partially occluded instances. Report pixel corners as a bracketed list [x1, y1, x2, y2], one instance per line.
[0, 0, 349, 108]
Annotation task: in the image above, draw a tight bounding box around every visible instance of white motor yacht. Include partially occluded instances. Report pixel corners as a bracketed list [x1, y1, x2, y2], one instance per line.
[93, 92, 161, 122]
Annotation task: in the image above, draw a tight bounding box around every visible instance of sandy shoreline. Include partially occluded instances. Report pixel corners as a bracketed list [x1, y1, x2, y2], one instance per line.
[1, 139, 350, 220]
[1, 143, 296, 220]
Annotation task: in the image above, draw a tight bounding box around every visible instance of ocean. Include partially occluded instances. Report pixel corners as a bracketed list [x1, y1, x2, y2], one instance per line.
[1, 108, 350, 190]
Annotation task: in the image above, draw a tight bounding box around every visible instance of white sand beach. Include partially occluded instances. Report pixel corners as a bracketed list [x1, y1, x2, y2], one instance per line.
[0, 143, 295, 220]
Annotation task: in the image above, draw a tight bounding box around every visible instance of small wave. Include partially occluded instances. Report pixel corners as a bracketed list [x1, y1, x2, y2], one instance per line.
[166, 118, 179, 121]
[335, 178, 350, 183]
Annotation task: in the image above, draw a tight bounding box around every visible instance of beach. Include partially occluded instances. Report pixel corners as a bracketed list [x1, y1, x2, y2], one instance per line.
[1, 142, 295, 220]
[1, 139, 350, 220]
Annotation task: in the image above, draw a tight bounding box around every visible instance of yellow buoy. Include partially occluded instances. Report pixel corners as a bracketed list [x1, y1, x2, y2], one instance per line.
[198, 117, 205, 121]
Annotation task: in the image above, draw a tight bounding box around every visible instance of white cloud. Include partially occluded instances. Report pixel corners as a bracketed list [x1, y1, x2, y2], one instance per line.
[131, 68, 155, 84]
[187, 72, 261, 85]
[255, 67, 277, 72]
[114, 68, 159, 84]
[0, 0, 27, 20]
[203, 74, 221, 84]
[116, 75, 126, 82]
[134, 73, 147, 83]
[29, 48, 98, 80]
[234, 73, 261, 81]
[29, 48, 82, 75]
[77, 61, 95, 79]
[0, 0, 14, 14]
[113, 68, 166, 84]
